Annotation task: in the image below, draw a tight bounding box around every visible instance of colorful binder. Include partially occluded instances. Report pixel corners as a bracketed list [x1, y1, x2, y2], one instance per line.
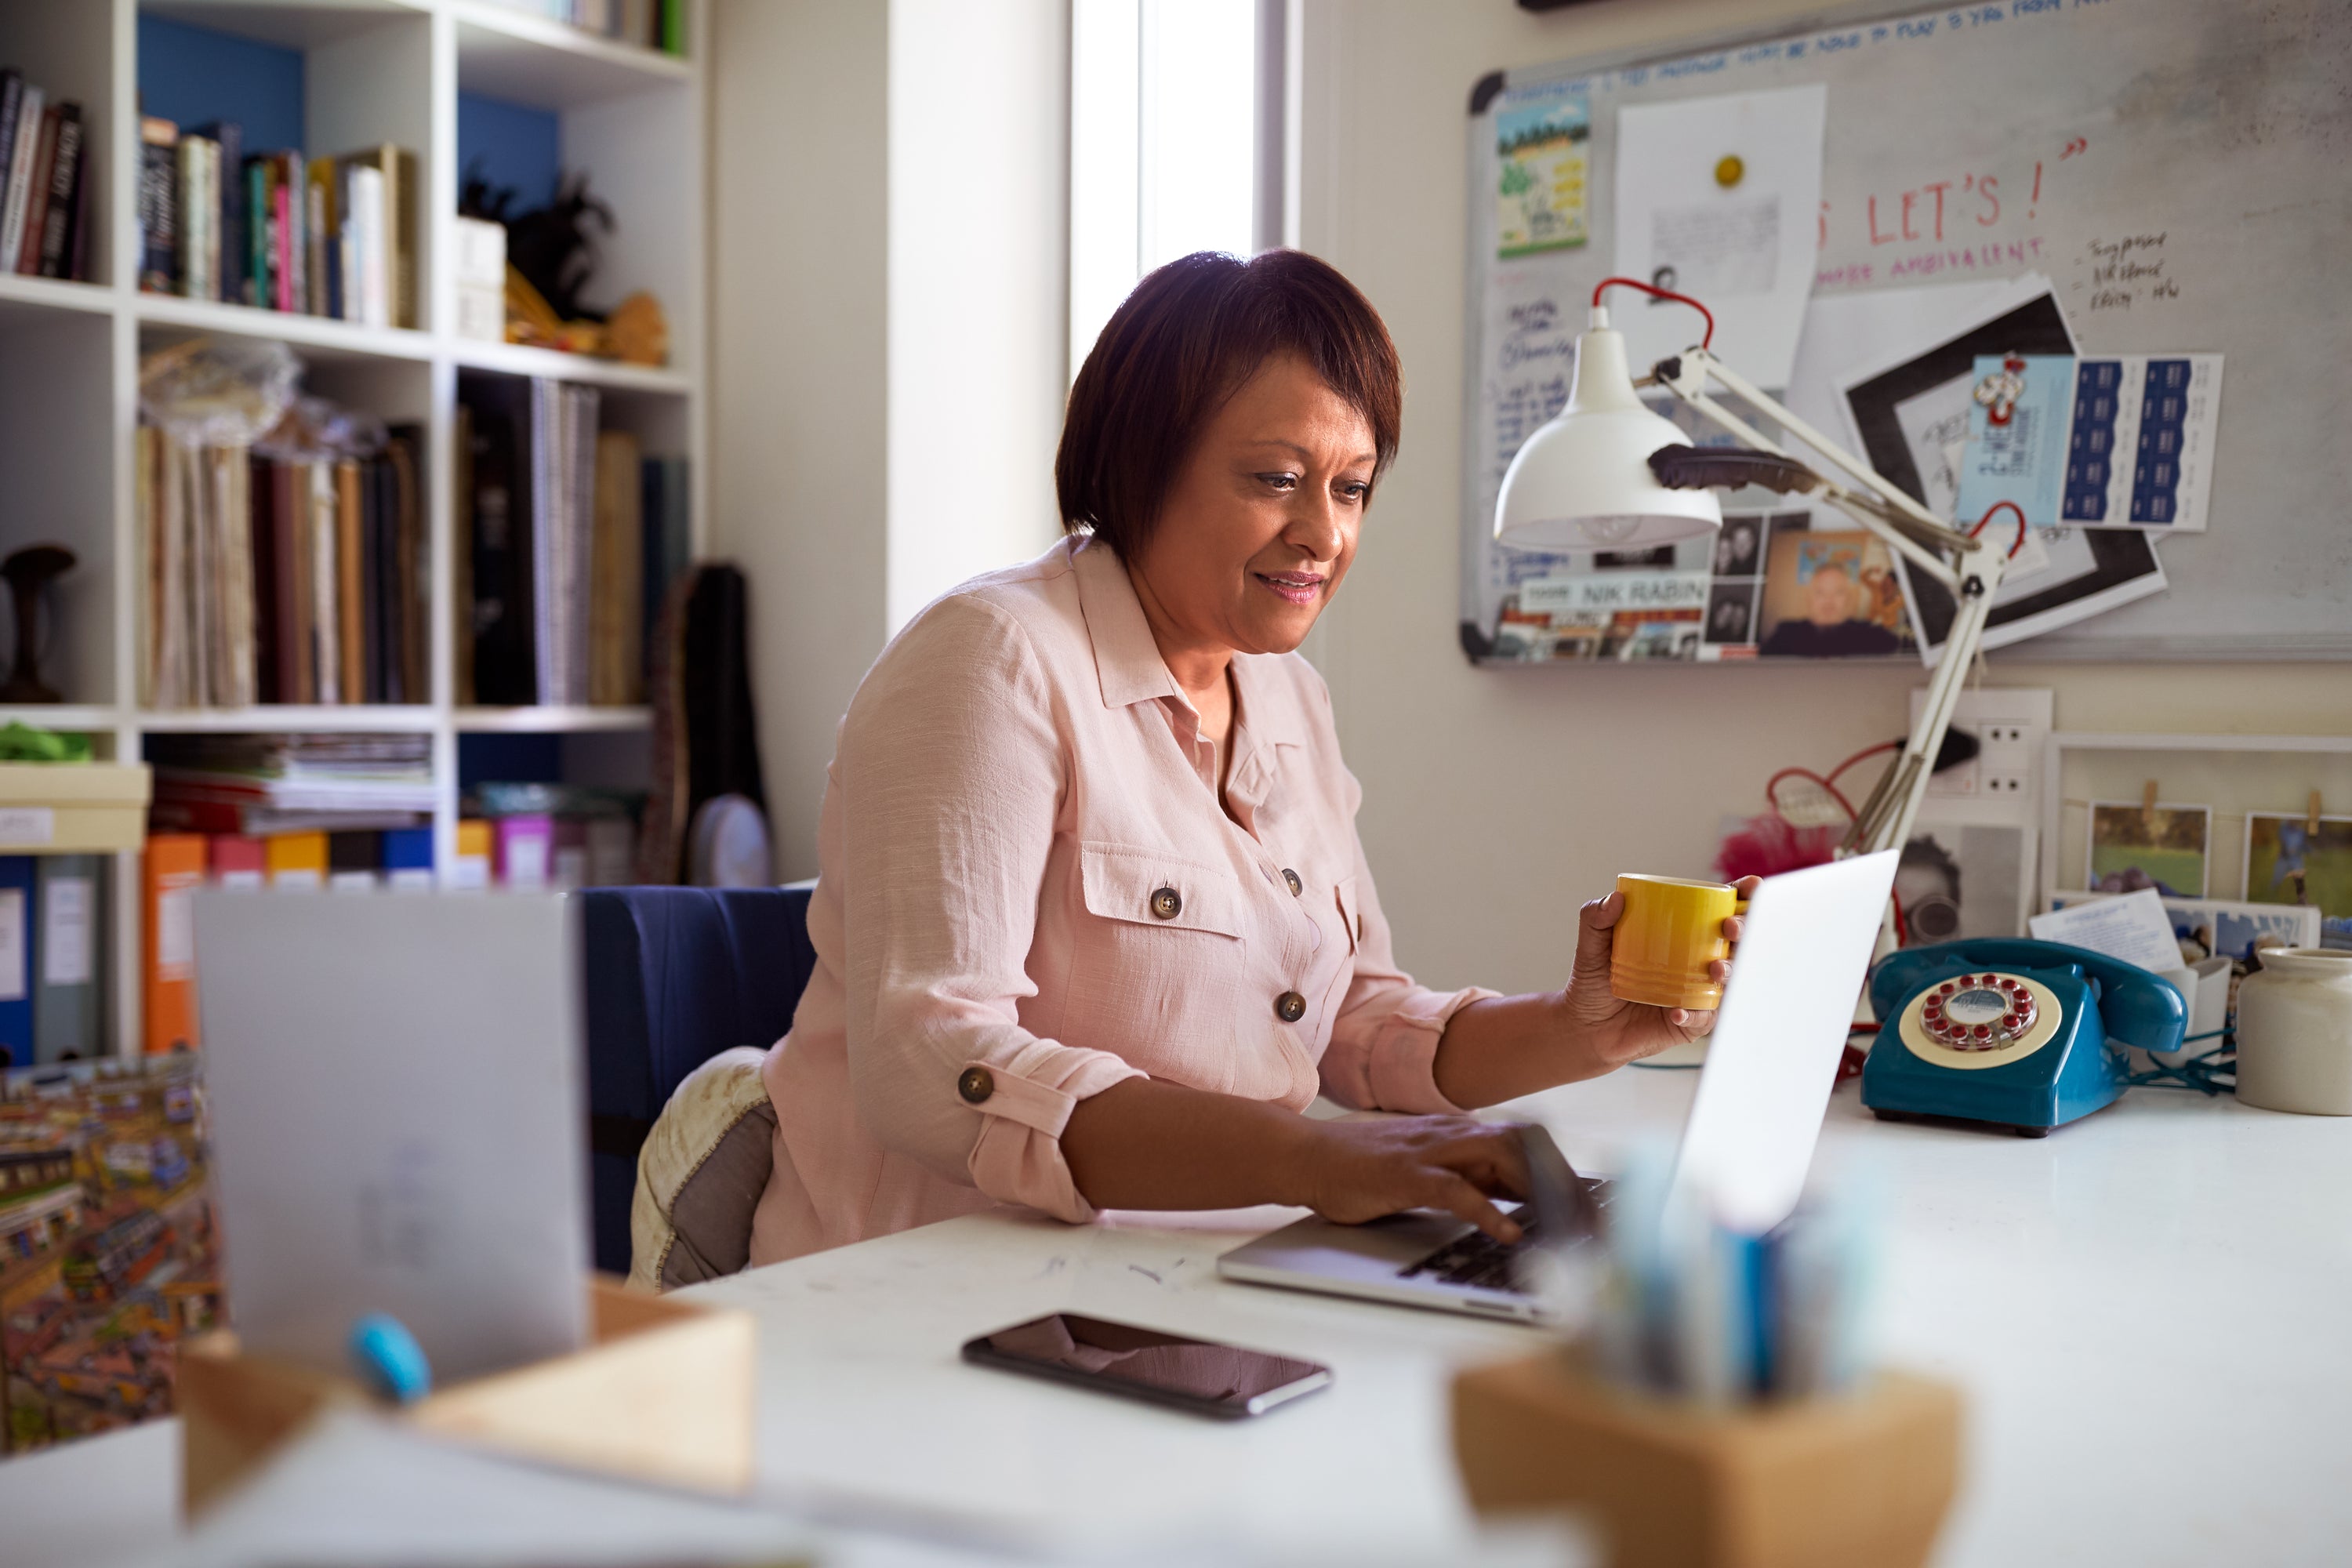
[383, 826, 434, 891]
[34, 853, 103, 1064]
[0, 855, 33, 1070]
[143, 834, 206, 1054]
[265, 831, 328, 889]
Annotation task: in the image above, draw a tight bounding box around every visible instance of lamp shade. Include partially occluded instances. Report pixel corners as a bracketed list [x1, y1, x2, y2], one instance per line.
[1494, 309, 1722, 550]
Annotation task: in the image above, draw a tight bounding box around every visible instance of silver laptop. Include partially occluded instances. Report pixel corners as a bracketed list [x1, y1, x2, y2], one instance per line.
[1217, 852, 1900, 1323]
[194, 890, 591, 1381]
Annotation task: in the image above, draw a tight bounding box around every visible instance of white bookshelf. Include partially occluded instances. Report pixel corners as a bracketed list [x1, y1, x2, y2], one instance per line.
[0, 0, 708, 1056]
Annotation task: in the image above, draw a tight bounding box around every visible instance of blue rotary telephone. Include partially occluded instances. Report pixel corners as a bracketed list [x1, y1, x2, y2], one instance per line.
[1861, 939, 2187, 1137]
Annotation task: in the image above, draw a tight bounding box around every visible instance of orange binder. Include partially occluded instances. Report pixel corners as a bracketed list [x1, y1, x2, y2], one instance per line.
[143, 833, 208, 1054]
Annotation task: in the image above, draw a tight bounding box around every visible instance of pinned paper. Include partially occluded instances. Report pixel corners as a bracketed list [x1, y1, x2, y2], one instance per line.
[1955, 353, 2223, 532]
[1613, 85, 1827, 387]
[2029, 887, 2183, 974]
[1495, 82, 1589, 258]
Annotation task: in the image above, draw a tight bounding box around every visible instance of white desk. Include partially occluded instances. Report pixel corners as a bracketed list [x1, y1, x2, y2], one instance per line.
[10, 1069, 2351, 1565]
[689, 1067, 2352, 1565]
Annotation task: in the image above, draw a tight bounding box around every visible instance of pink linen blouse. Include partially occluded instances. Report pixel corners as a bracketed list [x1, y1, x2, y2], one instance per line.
[747, 535, 1497, 1265]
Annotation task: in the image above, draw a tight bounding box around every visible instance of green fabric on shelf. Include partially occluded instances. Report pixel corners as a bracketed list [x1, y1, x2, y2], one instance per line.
[0, 724, 94, 763]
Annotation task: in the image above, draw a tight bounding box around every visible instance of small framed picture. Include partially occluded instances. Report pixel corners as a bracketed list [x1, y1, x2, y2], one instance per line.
[1703, 579, 1757, 645]
[2245, 811, 2352, 950]
[2085, 801, 2211, 898]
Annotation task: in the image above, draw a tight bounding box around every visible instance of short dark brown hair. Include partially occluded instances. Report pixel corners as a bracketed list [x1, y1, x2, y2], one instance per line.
[1055, 249, 1403, 557]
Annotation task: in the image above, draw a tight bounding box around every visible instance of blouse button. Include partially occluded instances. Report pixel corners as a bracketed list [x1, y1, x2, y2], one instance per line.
[1275, 990, 1307, 1024]
[1149, 887, 1182, 920]
[1282, 868, 1302, 896]
[957, 1066, 995, 1105]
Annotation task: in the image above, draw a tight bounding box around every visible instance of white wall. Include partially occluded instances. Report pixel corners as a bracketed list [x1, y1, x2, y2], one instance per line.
[886, 0, 1071, 635]
[1291, 0, 2352, 996]
[710, 0, 891, 880]
[712, 0, 1070, 875]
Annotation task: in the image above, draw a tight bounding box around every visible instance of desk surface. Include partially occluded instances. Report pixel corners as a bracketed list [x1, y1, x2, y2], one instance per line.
[688, 1066, 2352, 1565]
[9, 1067, 2351, 1565]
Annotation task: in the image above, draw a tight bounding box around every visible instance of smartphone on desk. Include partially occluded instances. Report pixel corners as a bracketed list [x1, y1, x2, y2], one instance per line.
[960, 1313, 1332, 1420]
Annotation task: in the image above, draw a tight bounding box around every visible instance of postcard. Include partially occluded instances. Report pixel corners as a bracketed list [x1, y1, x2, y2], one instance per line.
[2087, 801, 2211, 898]
[2245, 812, 2352, 951]
[1495, 83, 1589, 259]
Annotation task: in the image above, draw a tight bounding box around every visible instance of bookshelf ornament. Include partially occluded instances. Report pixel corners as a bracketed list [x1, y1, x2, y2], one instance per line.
[0, 544, 75, 703]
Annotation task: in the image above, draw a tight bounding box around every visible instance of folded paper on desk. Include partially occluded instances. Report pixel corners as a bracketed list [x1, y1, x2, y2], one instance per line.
[2028, 887, 2182, 973]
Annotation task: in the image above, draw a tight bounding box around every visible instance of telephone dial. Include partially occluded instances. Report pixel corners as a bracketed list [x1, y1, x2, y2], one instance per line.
[1861, 938, 2187, 1136]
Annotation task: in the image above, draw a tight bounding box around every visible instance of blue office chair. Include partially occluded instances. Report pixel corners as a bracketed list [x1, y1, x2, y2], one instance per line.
[580, 886, 816, 1275]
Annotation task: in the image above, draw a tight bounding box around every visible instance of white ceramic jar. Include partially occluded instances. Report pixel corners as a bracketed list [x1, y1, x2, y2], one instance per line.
[2234, 949, 2352, 1115]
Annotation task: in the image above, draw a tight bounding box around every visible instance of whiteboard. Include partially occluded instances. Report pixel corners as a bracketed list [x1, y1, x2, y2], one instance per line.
[1460, 0, 2352, 663]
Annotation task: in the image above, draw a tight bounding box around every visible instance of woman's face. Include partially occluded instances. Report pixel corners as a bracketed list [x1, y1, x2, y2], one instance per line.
[1127, 354, 1377, 659]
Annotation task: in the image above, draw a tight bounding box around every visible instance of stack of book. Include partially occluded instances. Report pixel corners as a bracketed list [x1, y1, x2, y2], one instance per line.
[137, 117, 416, 328]
[485, 0, 688, 53]
[0, 67, 93, 282]
[147, 733, 435, 839]
[459, 376, 688, 707]
[136, 421, 426, 709]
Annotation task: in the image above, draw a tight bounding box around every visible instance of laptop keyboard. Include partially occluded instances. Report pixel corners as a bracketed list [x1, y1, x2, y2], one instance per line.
[1395, 1179, 1611, 1295]
[1400, 1219, 1542, 1294]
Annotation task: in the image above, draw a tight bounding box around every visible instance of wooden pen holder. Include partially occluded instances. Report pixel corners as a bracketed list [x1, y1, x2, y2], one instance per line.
[1452, 1348, 1962, 1568]
[178, 1279, 755, 1515]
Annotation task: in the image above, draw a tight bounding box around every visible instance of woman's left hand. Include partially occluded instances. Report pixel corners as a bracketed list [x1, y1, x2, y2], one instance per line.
[1562, 876, 1760, 1069]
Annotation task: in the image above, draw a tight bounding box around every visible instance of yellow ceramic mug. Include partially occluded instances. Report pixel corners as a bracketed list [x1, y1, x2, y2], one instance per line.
[1610, 874, 1746, 1011]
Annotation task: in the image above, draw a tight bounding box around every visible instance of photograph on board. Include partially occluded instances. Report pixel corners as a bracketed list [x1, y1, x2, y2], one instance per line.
[2086, 801, 2212, 898]
[1755, 524, 1913, 658]
[1704, 580, 1758, 646]
[2245, 813, 2352, 950]
[1712, 514, 1764, 579]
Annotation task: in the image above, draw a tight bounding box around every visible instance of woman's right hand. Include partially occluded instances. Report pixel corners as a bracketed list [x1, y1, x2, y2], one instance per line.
[1277, 1115, 1532, 1243]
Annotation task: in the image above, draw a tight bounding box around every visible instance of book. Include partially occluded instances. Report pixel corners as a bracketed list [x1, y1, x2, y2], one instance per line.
[451, 819, 494, 890]
[0, 855, 34, 1069]
[454, 404, 477, 704]
[192, 120, 245, 303]
[336, 459, 365, 701]
[35, 101, 84, 279]
[14, 102, 58, 274]
[264, 831, 327, 889]
[33, 854, 104, 1065]
[342, 147, 413, 328]
[305, 156, 330, 315]
[246, 155, 272, 308]
[143, 833, 207, 1054]
[459, 375, 539, 704]
[327, 829, 379, 892]
[590, 429, 644, 706]
[177, 133, 220, 301]
[383, 825, 435, 891]
[495, 814, 554, 889]
[211, 834, 267, 890]
[0, 74, 21, 247]
[0, 82, 45, 276]
[139, 116, 179, 292]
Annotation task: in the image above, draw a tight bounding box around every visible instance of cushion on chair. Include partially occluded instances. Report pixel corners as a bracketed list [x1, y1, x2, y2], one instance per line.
[629, 1046, 776, 1291]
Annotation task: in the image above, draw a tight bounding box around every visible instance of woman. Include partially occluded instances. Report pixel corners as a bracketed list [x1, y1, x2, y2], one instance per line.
[748, 251, 1742, 1266]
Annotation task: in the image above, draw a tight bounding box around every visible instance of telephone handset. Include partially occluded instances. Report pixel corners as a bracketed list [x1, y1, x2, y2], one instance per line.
[1860, 938, 2187, 1137]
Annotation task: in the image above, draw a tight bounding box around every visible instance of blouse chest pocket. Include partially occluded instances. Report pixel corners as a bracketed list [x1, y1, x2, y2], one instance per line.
[1077, 843, 1244, 941]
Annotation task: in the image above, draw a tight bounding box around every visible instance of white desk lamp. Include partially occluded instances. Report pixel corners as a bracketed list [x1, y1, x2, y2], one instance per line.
[1495, 276, 2020, 869]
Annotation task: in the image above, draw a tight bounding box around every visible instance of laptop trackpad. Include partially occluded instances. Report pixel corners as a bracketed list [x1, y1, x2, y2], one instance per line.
[1223, 1210, 1479, 1280]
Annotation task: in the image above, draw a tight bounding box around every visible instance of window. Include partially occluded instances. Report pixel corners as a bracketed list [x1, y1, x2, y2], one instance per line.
[1069, 0, 1287, 381]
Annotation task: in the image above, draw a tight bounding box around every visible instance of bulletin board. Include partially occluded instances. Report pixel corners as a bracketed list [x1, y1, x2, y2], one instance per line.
[1460, 0, 2352, 666]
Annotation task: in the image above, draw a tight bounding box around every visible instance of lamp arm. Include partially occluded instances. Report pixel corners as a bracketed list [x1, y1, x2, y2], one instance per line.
[1661, 348, 1973, 549]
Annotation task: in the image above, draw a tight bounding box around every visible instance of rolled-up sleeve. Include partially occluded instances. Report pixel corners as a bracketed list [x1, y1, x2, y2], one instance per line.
[1318, 820, 1500, 1117]
[837, 597, 1145, 1222]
